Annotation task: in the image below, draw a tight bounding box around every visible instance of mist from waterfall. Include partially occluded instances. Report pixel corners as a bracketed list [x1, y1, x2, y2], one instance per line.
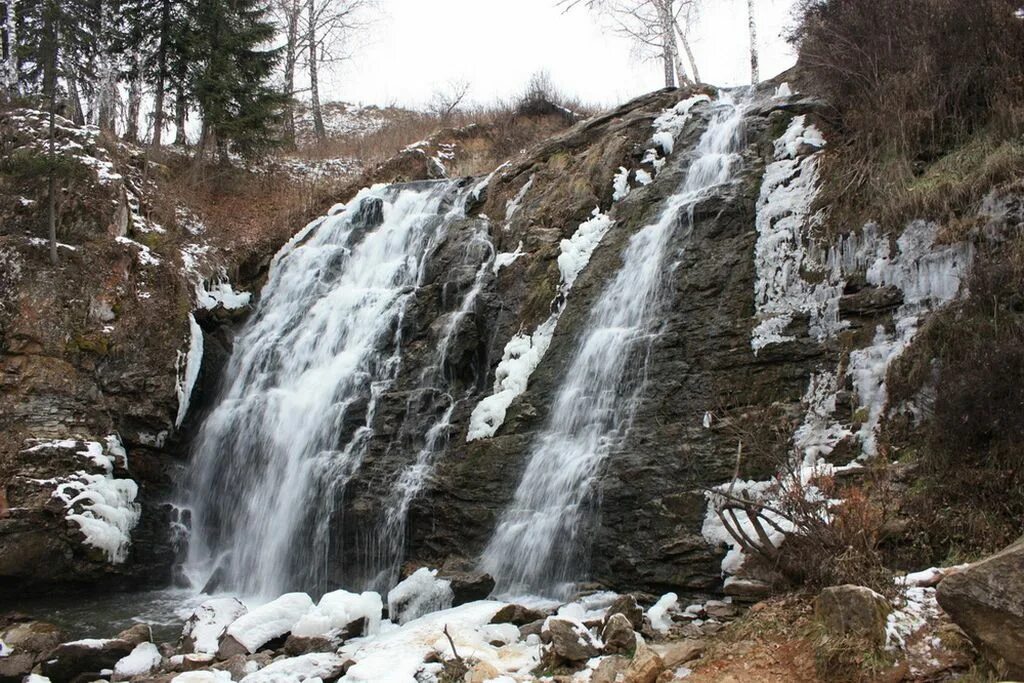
[481, 94, 748, 597]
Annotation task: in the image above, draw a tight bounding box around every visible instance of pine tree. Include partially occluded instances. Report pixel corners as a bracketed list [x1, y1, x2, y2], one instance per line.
[16, 0, 99, 263]
[192, 0, 286, 162]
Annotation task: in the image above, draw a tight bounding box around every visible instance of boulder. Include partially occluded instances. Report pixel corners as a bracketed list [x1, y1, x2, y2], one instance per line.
[605, 594, 644, 630]
[182, 598, 248, 655]
[518, 619, 545, 640]
[814, 585, 890, 647]
[620, 636, 665, 683]
[115, 624, 152, 647]
[0, 619, 66, 682]
[489, 604, 546, 626]
[42, 637, 136, 682]
[216, 635, 249, 660]
[542, 617, 601, 662]
[112, 642, 162, 681]
[601, 613, 636, 655]
[936, 536, 1024, 678]
[222, 593, 313, 654]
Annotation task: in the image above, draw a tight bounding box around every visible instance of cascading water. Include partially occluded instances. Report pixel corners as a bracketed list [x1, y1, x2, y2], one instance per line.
[184, 180, 470, 598]
[481, 94, 748, 597]
[360, 220, 496, 589]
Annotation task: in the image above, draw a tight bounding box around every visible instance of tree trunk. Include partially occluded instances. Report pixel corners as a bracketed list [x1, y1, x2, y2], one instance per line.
[151, 0, 171, 147]
[96, 54, 119, 133]
[747, 0, 759, 84]
[657, 0, 676, 87]
[174, 85, 187, 145]
[2, 0, 16, 96]
[308, 0, 325, 142]
[675, 20, 701, 84]
[66, 75, 84, 125]
[281, 0, 299, 149]
[125, 50, 143, 143]
[43, 2, 58, 265]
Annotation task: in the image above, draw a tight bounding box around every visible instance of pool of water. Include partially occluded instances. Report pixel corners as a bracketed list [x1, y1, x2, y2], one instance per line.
[6, 588, 209, 644]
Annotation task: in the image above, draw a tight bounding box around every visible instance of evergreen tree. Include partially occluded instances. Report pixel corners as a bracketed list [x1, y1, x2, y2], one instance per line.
[192, 0, 286, 162]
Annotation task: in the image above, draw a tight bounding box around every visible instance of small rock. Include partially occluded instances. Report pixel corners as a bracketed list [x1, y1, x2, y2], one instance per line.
[490, 604, 546, 626]
[543, 617, 601, 662]
[605, 594, 644, 630]
[591, 655, 628, 683]
[463, 660, 500, 683]
[438, 570, 496, 606]
[703, 600, 737, 620]
[621, 636, 666, 683]
[212, 653, 250, 680]
[723, 578, 772, 602]
[183, 653, 216, 671]
[601, 614, 636, 655]
[814, 585, 890, 647]
[282, 634, 336, 656]
[651, 639, 705, 669]
[519, 619, 545, 641]
[216, 635, 249, 660]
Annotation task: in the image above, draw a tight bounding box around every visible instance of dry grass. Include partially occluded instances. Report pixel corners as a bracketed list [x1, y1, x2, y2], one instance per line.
[791, 0, 1024, 232]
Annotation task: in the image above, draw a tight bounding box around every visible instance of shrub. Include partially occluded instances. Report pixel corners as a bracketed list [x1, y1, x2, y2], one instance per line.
[790, 0, 1024, 228]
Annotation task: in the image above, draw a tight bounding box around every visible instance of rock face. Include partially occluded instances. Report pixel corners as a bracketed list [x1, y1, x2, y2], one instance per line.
[936, 536, 1024, 678]
[814, 585, 891, 646]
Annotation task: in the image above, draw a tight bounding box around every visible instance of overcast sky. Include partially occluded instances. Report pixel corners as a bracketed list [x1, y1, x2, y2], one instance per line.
[317, 0, 802, 108]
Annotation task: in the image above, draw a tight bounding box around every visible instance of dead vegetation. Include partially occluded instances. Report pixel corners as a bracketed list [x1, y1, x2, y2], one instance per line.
[790, 0, 1024, 232]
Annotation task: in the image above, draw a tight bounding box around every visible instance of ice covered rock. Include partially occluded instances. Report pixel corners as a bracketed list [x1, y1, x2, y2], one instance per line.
[386, 568, 453, 625]
[182, 598, 248, 655]
[239, 652, 346, 683]
[112, 642, 161, 680]
[290, 589, 382, 639]
[646, 593, 678, 634]
[222, 593, 314, 654]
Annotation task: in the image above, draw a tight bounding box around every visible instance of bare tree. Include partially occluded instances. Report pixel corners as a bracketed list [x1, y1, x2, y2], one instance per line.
[1, 0, 17, 96]
[560, 0, 701, 87]
[304, 0, 373, 144]
[428, 79, 470, 122]
[746, 0, 759, 83]
[272, 0, 304, 148]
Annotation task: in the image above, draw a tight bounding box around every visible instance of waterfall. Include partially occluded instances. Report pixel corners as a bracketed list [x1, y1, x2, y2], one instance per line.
[184, 179, 470, 598]
[481, 94, 747, 597]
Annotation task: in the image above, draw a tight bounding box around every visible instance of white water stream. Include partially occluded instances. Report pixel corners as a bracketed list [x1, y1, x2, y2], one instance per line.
[185, 180, 469, 598]
[481, 95, 747, 596]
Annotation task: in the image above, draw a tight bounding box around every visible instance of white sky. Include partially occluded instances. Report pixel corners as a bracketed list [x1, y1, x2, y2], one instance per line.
[318, 0, 801, 108]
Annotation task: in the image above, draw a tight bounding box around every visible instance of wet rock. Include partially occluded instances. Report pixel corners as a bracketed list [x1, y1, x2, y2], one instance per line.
[814, 585, 890, 646]
[0, 618, 66, 674]
[937, 536, 1024, 678]
[42, 637, 136, 682]
[438, 569, 495, 605]
[605, 594, 644, 630]
[601, 613, 636, 655]
[543, 617, 601, 662]
[115, 624, 152, 647]
[490, 604, 546, 626]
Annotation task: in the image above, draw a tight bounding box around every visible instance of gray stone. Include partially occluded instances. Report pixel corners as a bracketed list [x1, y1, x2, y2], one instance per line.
[937, 536, 1024, 678]
[605, 594, 644, 630]
[814, 585, 890, 647]
[543, 618, 601, 662]
[601, 613, 636, 654]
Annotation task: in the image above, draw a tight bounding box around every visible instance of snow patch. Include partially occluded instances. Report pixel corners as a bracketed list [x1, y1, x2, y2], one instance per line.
[647, 593, 679, 634]
[240, 652, 346, 683]
[182, 598, 248, 655]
